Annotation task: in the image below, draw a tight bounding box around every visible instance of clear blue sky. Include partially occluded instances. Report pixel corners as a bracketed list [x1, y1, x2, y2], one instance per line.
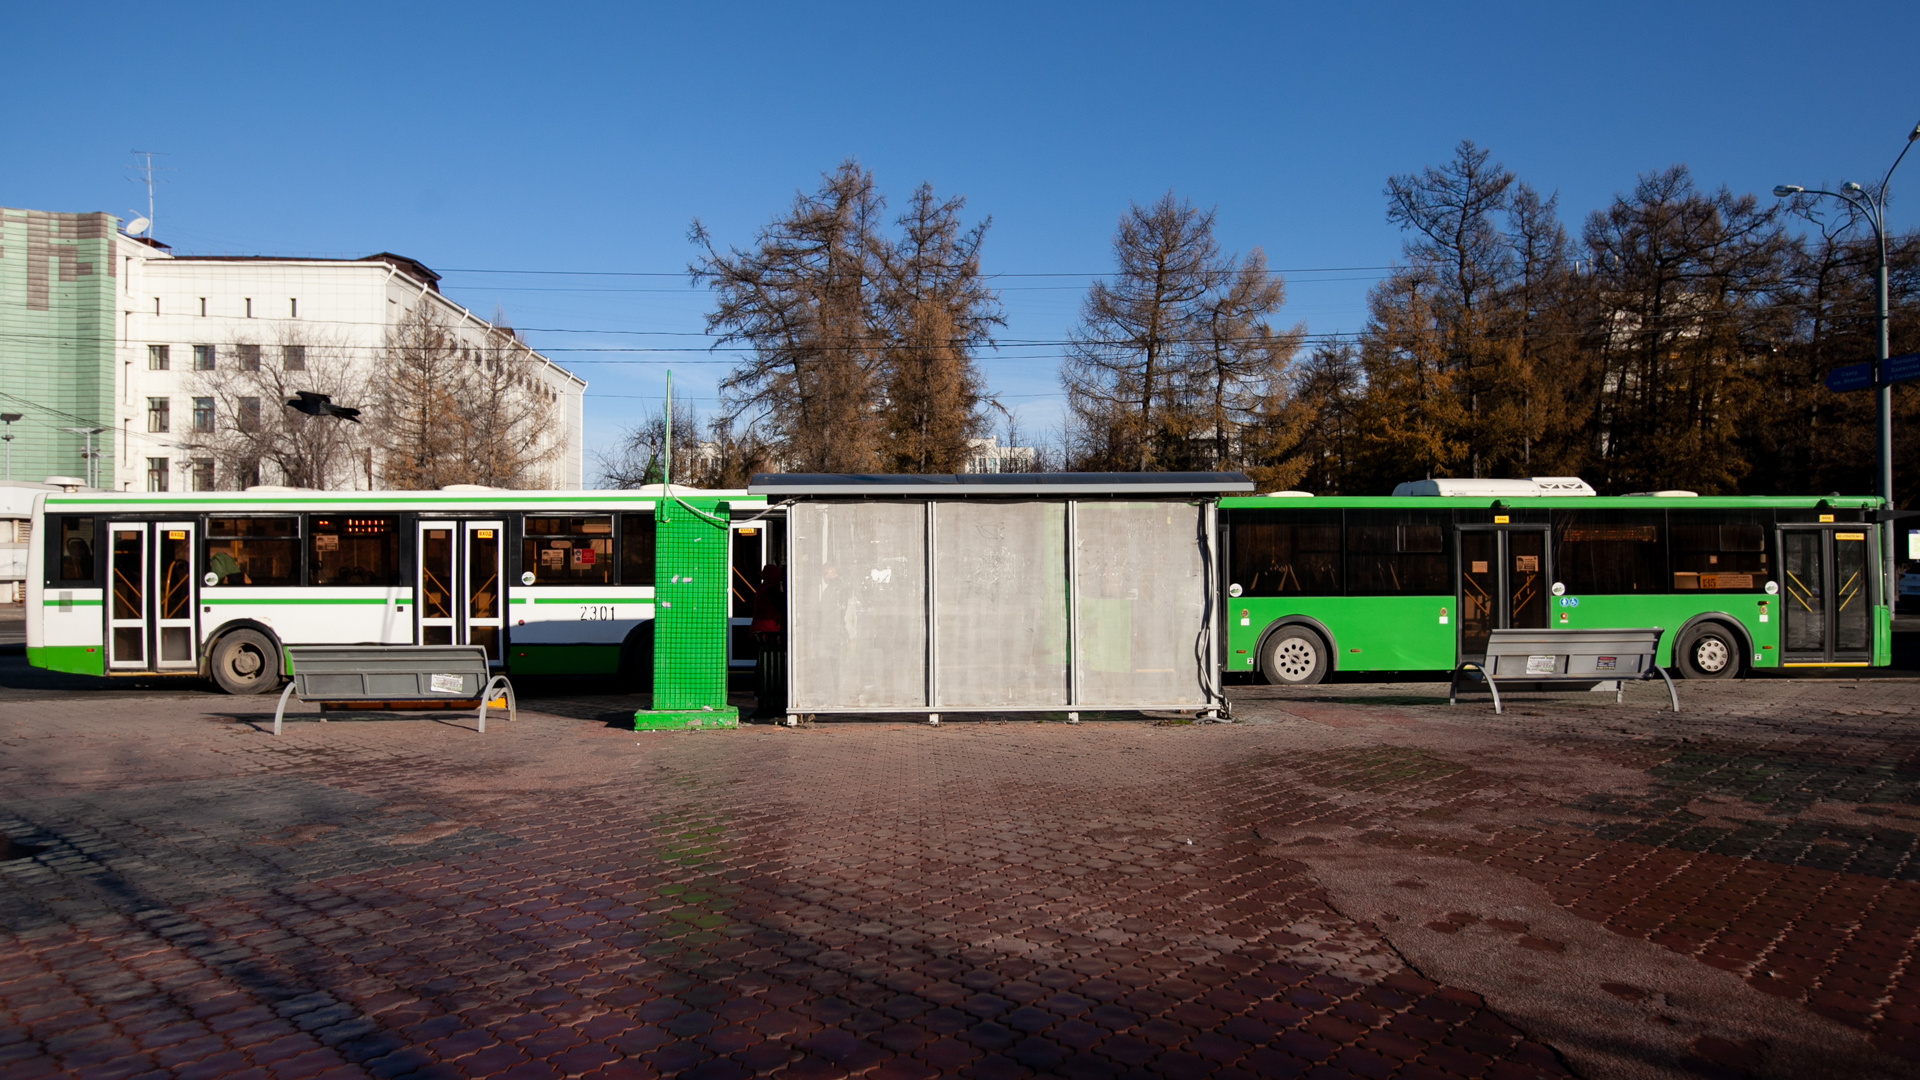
[9, 1, 1918, 474]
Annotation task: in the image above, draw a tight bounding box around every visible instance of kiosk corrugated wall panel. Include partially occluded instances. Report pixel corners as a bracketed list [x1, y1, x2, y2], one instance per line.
[789, 501, 928, 710]
[933, 501, 1069, 707]
[1072, 501, 1207, 707]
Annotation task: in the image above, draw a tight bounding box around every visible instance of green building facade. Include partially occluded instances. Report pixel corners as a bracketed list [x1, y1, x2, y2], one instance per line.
[0, 208, 120, 486]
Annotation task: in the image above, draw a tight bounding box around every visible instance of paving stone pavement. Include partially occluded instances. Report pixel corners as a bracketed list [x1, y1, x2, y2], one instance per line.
[3, 665, 1919, 1079]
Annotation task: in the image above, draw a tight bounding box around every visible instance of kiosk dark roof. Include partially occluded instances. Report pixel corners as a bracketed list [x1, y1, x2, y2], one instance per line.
[747, 472, 1253, 497]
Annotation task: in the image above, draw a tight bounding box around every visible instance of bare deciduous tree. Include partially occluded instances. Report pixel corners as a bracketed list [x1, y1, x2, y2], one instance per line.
[185, 331, 371, 490]
[372, 304, 558, 489]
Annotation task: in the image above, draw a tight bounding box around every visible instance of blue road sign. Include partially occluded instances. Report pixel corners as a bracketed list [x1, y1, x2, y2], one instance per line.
[1827, 353, 1920, 392]
[1827, 362, 1875, 392]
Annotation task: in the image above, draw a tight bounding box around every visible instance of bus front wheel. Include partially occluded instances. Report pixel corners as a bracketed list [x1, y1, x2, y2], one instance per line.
[1261, 628, 1328, 686]
[211, 630, 281, 695]
[1678, 624, 1740, 680]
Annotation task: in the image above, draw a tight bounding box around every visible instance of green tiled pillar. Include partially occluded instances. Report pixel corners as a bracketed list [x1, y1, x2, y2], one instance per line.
[634, 496, 738, 730]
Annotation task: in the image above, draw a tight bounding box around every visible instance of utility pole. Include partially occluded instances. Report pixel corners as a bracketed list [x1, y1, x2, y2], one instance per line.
[64, 427, 104, 488]
[0, 413, 20, 482]
[1776, 120, 1920, 613]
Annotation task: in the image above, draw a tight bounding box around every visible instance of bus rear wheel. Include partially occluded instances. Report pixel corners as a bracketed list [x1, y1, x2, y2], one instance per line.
[1678, 624, 1740, 680]
[211, 630, 281, 695]
[1261, 628, 1328, 686]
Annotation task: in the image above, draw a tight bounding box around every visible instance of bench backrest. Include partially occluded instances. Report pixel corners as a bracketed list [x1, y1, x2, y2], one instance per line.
[1481, 628, 1663, 679]
[285, 645, 491, 700]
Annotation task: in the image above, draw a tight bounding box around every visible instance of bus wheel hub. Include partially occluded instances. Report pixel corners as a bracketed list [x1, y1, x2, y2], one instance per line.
[1275, 640, 1315, 677]
[1695, 638, 1729, 672]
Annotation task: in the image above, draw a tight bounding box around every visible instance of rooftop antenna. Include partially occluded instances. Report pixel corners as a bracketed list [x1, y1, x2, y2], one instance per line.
[128, 150, 170, 238]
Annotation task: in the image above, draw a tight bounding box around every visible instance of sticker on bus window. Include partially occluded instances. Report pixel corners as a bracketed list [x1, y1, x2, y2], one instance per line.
[1471, 561, 1489, 574]
[540, 549, 565, 567]
[573, 549, 596, 567]
[1515, 555, 1538, 572]
[1836, 532, 1865, 541]
[167, 530, 185, 540]
[476, 529, 495, 539]
[314, 534, 339, 552]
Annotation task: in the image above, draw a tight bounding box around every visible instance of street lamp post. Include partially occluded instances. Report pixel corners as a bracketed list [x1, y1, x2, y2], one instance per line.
[1776, 119, 1920, 613]
[0, 413, 21, 482]
[62, 426, 104, 489]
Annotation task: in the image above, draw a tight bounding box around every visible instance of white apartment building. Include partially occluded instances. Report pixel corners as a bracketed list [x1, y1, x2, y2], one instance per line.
[108, 234, 585, 490]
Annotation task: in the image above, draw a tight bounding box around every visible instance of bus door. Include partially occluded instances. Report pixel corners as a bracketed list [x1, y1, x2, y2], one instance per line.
[1456, 526, 1550, 661]
[153, 522, 199, 671]
[415, 519, 505, 662]
[1780, 526, 1874, 665]
[107, 524, 147, 670]
[729, 522, 765, 672]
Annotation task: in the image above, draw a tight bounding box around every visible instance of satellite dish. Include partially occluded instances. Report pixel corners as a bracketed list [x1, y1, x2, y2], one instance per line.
[125, 216, 150, 236]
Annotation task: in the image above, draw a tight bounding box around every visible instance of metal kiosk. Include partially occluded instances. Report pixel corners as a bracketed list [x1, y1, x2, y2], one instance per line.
[748, 472, 1252, 724]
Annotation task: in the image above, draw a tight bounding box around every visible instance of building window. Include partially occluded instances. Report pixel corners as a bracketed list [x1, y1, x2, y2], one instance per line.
[153, 297, 160, 315]
[147, 458, 169, 492]
[282, 345, 306, 371]
[237, 343, 261, 370]
[192, 459, 215, 492]
[199, 298, 207, 316]
[192, 397, 215, 433]
[244, 298, 253, 318]
[193, 344, 216, 370]
[290, 298, 299, 318]
[239, 397, 261, 432]
[147, 397, 170, 433]
[148, 344, 170, 370]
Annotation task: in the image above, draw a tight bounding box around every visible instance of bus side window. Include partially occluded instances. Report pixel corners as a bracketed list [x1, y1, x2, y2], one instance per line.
[1554, 512, 1664, 594]
[524, 515, 614, 585]
[620, 513, 656, 586]
[1671, 511, 1769, 590]
[205, 517, 300, 587]
[1346, 510, 1448, 595]
[1230, 512, 1341, 597]
[54, 516, 98, 584]
[309, 515, 400, 586]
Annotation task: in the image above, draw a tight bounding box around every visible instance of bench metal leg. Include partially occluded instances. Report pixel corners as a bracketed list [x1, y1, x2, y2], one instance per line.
[272, 682, 298, 736]
[1483, 673, 1503, 715]
[477, 675, 517, 733]
[1651, 666, 1680, 713]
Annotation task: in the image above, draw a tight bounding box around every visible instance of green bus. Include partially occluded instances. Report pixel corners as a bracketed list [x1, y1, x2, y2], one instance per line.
[1220, 482, 1891, 684]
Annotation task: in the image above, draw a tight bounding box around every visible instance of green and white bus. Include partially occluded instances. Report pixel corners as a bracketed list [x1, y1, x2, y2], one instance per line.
[24, 486, 774, 693]
[1220, 480, 1892, 684]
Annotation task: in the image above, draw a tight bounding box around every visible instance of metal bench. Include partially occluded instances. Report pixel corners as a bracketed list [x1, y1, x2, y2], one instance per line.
[1450, 628, 1678, 714]
[272, 645, 515, 735]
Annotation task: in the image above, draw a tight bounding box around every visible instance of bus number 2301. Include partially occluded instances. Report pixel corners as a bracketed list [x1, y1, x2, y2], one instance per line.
[579, 606, 617, 621]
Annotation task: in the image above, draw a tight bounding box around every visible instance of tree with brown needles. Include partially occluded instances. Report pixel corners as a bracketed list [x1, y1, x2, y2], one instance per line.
[875, 184, 1001, 472]
[691, 160, 888, 472]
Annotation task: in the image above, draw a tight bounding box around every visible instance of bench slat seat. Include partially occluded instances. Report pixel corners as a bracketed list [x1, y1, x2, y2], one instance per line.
[272, 645, 516, 735]
[1451, 627, 1678, 714]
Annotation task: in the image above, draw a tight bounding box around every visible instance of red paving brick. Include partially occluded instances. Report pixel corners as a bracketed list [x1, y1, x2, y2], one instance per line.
[6, 671, 1920, 1076]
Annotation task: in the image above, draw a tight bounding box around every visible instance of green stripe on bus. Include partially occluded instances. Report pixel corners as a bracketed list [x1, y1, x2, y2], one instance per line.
[201, 597, 394, 605]
[41, 599, 103, 606]
[531, 598, 650, 605]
